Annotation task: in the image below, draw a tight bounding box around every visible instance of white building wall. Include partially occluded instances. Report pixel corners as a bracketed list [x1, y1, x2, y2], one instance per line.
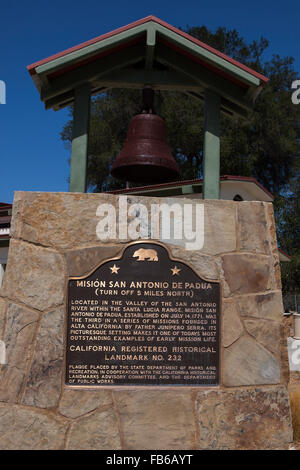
[0, 246, 8, 288]
[172, 181, 272, 202]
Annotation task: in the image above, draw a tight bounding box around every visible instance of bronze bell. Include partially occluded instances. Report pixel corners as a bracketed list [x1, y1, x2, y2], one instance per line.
[111, 88, 180, 184]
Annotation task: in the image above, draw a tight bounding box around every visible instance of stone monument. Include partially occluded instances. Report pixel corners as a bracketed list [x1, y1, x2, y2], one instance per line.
[0, 16, 293, 450]
[0, 192, 293, 449]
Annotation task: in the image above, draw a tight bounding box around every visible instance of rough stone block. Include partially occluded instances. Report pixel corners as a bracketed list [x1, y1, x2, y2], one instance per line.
[196, 386, 293, 449]
[1, 240, 65, 311]
[11, 191, 164, 249]
[266, 204, 282, 290]
[67, 408, 121, 450]
[221, 253, 271, 296]
[10, 191, 114, 249]
[0, 297, 6, 338]
[223, 336, 280, 386]
[244, 318, 281, 358]
[22, 308, 64, 408]
[237, 291, 283, 321]
[59, 389, 112, 419]
[65, 244, 122, 277]
[222, 301, 244, 347]
[169, 246, 218, 280]
[114, 390, 197, 450]
[202, 200, 237, 255]
[0, 404, 67, 450]
[238, 202, 269, 254]
[0, 302, 39, 402]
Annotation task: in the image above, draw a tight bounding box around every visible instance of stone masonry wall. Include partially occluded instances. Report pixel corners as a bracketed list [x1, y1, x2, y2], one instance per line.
[0, 192, 293, 449]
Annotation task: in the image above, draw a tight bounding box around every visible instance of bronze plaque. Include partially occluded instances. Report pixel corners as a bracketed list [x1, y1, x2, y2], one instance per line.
[66, 242, 220, 387]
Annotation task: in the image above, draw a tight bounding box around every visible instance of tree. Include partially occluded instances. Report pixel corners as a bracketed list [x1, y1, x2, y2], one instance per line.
[276, 175, 300, 308]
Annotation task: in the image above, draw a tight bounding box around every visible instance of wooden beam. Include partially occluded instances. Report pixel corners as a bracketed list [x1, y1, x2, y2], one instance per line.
[203, 90, 220, 199]
[35, 23, 148, 75]
[154, 23, 261, 87]
[145, 23, 156, 70]
[155, 43, 253, 112]
[185, 91, 249, 119]
[41, 45, 145, 102]
[130, 187, 183, 197]
[45, 70, 248, 120]
[45, 90, 74, 110]
[221, 97, 249, 119]
[94, 68, 202, 91]
[181, 185, 195, 195]
[45, 87, 108, 111]
[69, 84, 90, 193]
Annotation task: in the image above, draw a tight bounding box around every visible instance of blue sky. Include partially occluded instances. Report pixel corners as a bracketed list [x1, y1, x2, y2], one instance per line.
[0, 0, 299, 203]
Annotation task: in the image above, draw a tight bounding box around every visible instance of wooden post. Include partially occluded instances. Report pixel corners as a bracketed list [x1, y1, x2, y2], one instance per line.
[203, 90, 221, 199]
[69, 83, 91, 192]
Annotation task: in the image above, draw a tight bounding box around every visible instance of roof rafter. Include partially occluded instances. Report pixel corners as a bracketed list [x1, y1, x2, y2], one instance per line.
[27, 16, 268, 119]
[41, 45, 145, 101]
[155, 43, 253, 111]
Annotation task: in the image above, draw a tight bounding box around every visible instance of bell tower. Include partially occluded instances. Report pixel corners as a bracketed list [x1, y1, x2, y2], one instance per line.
[27, 15, 267, 198]
[0, 15, 292, 451]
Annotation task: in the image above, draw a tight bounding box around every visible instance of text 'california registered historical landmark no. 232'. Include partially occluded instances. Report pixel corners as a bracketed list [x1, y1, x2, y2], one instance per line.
[66, 242, 220, 387]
